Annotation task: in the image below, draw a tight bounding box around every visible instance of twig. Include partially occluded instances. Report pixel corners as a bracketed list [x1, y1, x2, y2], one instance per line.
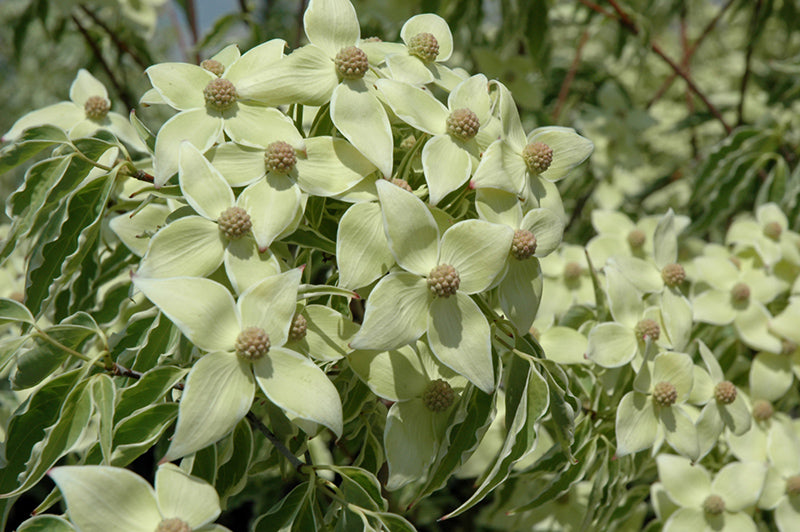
[680, 7, 698, 158]
[294, 0, 309, 48]
[584, 0, 733, 135]
[71, 14, 136, 111]
[79, 5, 149, 70]
[737, 0, 763, 126]
[646, 0, 735, 108]
[247, 412, 306, 471]
[184, 0, 201, 63]
[552, 29, 590, 122]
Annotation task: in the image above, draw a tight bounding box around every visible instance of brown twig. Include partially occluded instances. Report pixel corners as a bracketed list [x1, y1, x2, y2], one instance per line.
[737, 0, 763, 126]
[646, 0, 735, 108]
[552, 29, 590, 122]
[79, 5, 149, 70]
[71, 14, 136, 112]
[184, 0, 201, 63]
[582, 0, 733, 135]
[680, 7, 698, 158]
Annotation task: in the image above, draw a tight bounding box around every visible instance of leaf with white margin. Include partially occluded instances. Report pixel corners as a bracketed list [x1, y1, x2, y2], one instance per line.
[331, 80, 393, 178]
[49, 466, 162, 532]
[154, 109, 222, 187]
[427, 293, 494, 393]
[16, 515, 76, 532]
[155, 463, 221, 528]
[439, 219, 513, 294]
[145, 63, 213, 111]
[237, 269, 302, 347]
[653, 209, 677, 268]
[586, 322, 637, 368]
[350, 272, 430, 351]
[498, 257, 542, 333]
[712, 461, 767, 511]
[656, 454, 710, 507]
[0, 297, 35, 326]
[377, 180, 439, 276]
[605, 267, 643, 326]
[223, 238, 281, 295]
[132, 276, 239, 352]
[238, 174, 302, 251]
[375, 79, 448, 135]
[528, 127, 593, 182]
[750, 352, 793, 401]
[349, 345, 428, 402]
[336, 202, 393, 290]
[163, 352, 254, 462]
[615, 391, 658, 456]
[660, 406, 699, 460]
[291, 305, 358, 362]
[253, 346, 343, 436]
[384, 400, 437, 490]
[137, 216, 225, 279]
[421, 134, 473, 205]
[296, 136, 377, 197]
[303, 0, 359, 58]
[400, 14, 453, 61]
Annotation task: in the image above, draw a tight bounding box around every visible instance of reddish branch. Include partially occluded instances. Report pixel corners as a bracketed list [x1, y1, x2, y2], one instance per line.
[552, 29, 590, 122]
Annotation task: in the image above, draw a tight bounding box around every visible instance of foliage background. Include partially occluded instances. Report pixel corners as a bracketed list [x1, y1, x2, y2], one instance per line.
[1, 0, 799, 530]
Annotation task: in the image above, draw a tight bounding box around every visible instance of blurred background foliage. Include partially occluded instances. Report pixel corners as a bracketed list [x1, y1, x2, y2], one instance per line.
[2, 0, 799, 241]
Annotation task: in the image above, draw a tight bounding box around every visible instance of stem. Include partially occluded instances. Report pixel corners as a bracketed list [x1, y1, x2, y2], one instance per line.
[246, 412, 306, 471]
[33, 327, 102, 366]
[393, 133, 428, 182]
[737, 0, 763, 126]
[552, 29, 590, 122]
[79, 5, 149, 70]
[184, 0, 200, 64]
[71, 14, 136, 111]
[71, 146, 114, 172]
[294, 0, 309, 48]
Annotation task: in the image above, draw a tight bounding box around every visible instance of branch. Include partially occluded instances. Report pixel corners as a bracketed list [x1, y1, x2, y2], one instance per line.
[71, 14, 136, 112]
[184, 0, 201, 63]
[737, 0, 764, 126]
[552, 29, 590, 122]
[79, 5, 149, 70]
[247, 412, 306, 471]
[294, 0, 309, 48]
[593, 0, 732, 135]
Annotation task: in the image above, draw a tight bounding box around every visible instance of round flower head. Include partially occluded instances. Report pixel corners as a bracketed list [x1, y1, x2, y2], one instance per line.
[446, 108, 480, 141]
[84, 95, 110, 120]
[702, 494, 725, 515]
[155, 518, 192, 532]
[652, 381, 677, 407]
[763, 220, 782, 240]
[787, 475, 800, 496]
[714, 381, 737, 404]
[289, 313, 308, 342]
[264, 141, 297, 174]
[752, 399, 773, 421]
[635, 318, 660, 342]
[335, 46, 369, 80]
[201, 59, 225, 77]
[235, 327, 270, 360]
[511, 229, 537, 260]
[522, 142, 553, 174]
[217, 206, 252, 240]
[730, 282, 750, 306]
[203, 77, 239, 111]
[422, 378, 455, 412]
[407, 32, 439, 63]
[563, 261, 583, 283]
[627, 228, 646, 250]
[427, 264, 460, 297]
[661, 263, 686, 287]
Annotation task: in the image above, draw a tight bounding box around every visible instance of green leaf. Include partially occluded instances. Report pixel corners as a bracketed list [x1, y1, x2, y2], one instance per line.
[111, 403, 179, 467]
[330, 466, 387, 512]
[0, 297, 35, 326]
[129, 110, 156, 153]
[0, 125, 68, 174]
[12, 323, 97, 390]
[252, 482, 309, 532]
[115, 365, 187, 423]
[364, 510, 417, 532]
[284, 224, 337, 255]
[2, 380, 93, 497]
[215, 419, 254, 507]
[90, 374, 116, 464]
[16, 515, 76, 532]
[25, 174, 115, 317]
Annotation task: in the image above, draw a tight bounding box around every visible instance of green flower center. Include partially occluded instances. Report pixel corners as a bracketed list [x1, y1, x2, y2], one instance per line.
[786, 475, 800, 497]
[289, 313, 307, 342]
[730, 282, 750, 307]
[264, 141, 297, 174]
[422, 379, 455, 412]
[235, 327, 270, 360]
[763, 221, 782, 240]
[521, 142, 553, 174]
[84, 95, 110, 120]
[627, 229, 646, 250]
[752, 399, 773, 422]
[217, 206, 252, 240]
[335, 46, 369, 80]
[201, 59, 225, 76]
[714, 381, 737, 404]
[661, 263, 686, 288]
[702, 494, 725, 515]
[427, 264, 460, 298]
[155, 518, 192, 532]
[635, 318, 660, 342]
[511, 229, 537, 260]
[203, 77, 238, 111]
[652, 381, 677, 407]
[446, 108, 480, 141]
[408, 32, 440, 63]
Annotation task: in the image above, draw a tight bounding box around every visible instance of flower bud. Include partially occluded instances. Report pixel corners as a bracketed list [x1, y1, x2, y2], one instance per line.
[714, 381, 737, 404]
[752, 399, 773, 421]
[408, 32, 439, 63]
[635, 318, 660, 342]
[522, 142, 553, 174]
[265, 141, 297, 174]
[652, 381, 677, 407]
[201, 59, 225, 76]
[763, 221, 782, 240]
[203, 78, 238, 111]
[446, 108, 480, 141]
[84, 96, 110, 120]
[235, 327, 270, 360]
[511, 229, 537, 260]
[335, 46, 369, 80]
[427, 264, 460, 298]
[289, 313, 307, 342]
[217, 206, 252, 240]
[627, 229, 646, 250]
[702, 494, 725, 515]
[730, 282, 750, 306]
[422, 379, 455, 412]
[661, 263, 686, 288]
